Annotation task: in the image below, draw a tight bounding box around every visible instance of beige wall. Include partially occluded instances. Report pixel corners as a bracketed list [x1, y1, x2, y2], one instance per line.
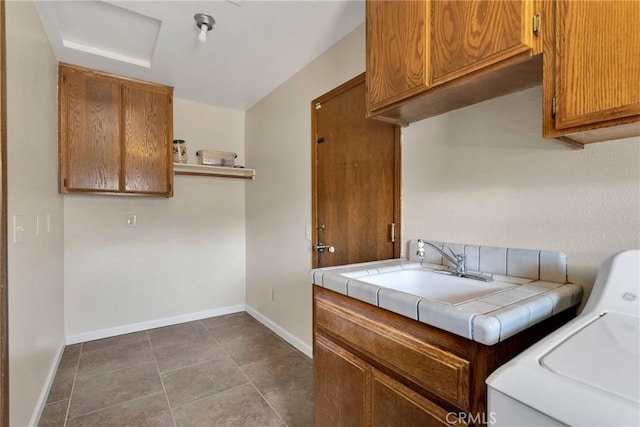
[6, 1, 65, 425]
[245, 23, 639, 351]
[64, 98, 247, 338]
[402, 86, 640, 299]
[245, 25, 366, 351]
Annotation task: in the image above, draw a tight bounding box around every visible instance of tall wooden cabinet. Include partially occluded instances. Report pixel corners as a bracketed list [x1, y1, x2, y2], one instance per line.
[367, 0, 542, 124]
[543, 0, 640, 144]
[59, 64, 173, 196]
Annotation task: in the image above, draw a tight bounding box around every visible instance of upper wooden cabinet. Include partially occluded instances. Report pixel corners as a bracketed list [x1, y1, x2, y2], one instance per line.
[543, 0, 640, 144]
[366, 0, 542, 124]
[367, 0, 639, 146]
[430, 1, 535, 84]
[59, 64, 173, 196]
[366, 0, 429, 111]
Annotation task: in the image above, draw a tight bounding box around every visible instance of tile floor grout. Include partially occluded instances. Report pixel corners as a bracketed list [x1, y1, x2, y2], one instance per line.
[147, 331, 179, 427]
[40, 313, 312, 426]
[221, 339, 289, 427]
[62, 342, 82, 427]
[66, 391, 166, 422]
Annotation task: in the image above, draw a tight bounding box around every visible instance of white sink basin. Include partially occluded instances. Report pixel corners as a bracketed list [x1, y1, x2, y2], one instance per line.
[355, 269, 515, 304]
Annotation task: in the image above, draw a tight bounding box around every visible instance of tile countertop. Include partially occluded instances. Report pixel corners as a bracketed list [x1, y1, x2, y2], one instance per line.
[310, 259, 583, 346]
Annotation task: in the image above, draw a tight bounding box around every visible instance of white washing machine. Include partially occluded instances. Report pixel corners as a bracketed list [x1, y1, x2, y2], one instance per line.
[487, 250, 640, 426]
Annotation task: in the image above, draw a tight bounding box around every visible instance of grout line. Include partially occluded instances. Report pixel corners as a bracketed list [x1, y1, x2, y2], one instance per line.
[65, 391, 167, 422]
[63, 342, 83, 427]
[148, 331, 178, 427]
[149, 325, 230, 376]
[211, 325, 291, 426]
[158, 350, 226, 375]
[57, 315, 302, 427]
[226, 351, 288, 427]
[74, 359, 158, 381]
[168, 382, 250, 411]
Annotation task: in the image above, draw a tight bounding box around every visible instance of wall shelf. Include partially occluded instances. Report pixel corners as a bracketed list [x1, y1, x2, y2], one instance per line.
[173, 163, 255, 180]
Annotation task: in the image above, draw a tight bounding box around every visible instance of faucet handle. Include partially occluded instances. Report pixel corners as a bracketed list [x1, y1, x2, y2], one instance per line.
[444, 244, 460, 260]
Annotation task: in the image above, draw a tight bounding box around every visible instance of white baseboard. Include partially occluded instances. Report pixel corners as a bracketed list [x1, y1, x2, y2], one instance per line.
[66, 304, 246, 345]
[30, 340, 66, 427]
[245, 305, 313, 359]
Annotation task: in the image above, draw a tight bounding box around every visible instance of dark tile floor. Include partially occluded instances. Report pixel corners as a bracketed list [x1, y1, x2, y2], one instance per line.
[38, 312, 313, 427]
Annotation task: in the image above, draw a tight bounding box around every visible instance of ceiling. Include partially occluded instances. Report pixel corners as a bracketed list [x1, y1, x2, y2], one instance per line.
[35, 0, 365, 111]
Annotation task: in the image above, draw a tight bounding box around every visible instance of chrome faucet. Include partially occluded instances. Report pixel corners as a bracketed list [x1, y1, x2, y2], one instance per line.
[417, 239, 466, 274]
[416, 239, 493, 282]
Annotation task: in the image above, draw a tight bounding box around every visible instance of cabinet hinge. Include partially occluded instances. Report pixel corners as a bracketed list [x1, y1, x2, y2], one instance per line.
[63, 178, 67, 188]
[532, 13, 541, 37]
[390, 223, 396, 243]
[552, 97, 557, 118]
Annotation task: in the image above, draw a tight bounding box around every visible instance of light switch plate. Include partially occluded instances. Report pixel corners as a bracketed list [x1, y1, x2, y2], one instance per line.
[13, 215, 24, 243]
[127, 214, 137, 227]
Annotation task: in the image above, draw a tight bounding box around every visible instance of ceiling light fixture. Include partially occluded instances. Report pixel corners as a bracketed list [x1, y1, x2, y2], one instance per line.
[194, 13, 215, 43]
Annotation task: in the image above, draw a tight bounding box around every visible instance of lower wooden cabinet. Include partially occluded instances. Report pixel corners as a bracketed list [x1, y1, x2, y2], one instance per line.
[372, 369, 465, 427]
[313, 286, 576, 427]
[315, 334, 463, 427]
[315, 335, 370, 427]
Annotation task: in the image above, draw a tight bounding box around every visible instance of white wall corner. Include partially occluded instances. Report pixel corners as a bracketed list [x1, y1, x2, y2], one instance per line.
[245, 305, 313, 359]
[66, 305, 246, 345]
[29, 340, 66, 427]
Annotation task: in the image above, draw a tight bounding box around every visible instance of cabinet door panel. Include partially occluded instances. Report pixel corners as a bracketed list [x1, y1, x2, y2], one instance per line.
[367, 0, 429, 111]
[63, 68, 121, 192]
[432, 0, 531, 84]
[123, 86, 172, 194]
[314, 334, 370, 427]
[554, 0, 640, 130]
[372, 369, 466, 427]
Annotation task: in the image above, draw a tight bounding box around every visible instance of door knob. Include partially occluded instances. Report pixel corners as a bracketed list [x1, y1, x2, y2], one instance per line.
[313, 243, 335, 253]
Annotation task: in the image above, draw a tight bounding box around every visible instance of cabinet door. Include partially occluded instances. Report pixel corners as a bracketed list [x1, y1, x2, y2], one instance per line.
[431, 0, 533, 85]
[554, 0, 640, 130]
[366, 0, 429, 112]
[60, 66, 121, 192]
[314, 334, 371, 427]
[122, 84, 172, 195]
[372, 369, 466, 427]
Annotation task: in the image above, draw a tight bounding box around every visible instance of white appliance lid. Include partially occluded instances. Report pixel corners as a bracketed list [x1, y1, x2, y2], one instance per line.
[541, 311, 640, 403]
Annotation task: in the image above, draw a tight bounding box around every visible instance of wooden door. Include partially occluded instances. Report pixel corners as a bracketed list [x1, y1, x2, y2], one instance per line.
[312, 74, 400, 268]
[122, 83, 172, 195]
[431, 0, 533, 85]
[554, 0, 640, 130]
[59, 66, 121, 192]
[314, 335, 371, 427]
[366, 0, 429, 113]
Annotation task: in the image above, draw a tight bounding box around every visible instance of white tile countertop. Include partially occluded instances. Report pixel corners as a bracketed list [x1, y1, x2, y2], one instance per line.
[310, 240, 583, 346]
